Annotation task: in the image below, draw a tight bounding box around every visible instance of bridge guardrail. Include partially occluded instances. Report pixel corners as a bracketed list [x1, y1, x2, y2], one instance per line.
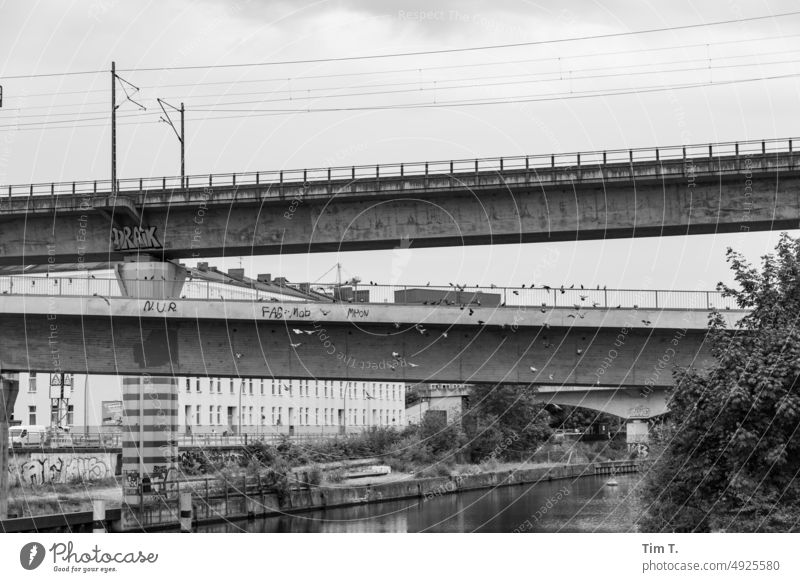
[0, 275, 741, 310]
[1, 136, 796, 198]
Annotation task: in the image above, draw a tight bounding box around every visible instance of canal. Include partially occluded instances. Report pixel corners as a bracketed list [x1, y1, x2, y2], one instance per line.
[197, 473, 641, 533]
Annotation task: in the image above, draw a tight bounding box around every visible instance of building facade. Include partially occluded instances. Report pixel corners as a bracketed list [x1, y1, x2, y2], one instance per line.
[11, 373, 406, 436]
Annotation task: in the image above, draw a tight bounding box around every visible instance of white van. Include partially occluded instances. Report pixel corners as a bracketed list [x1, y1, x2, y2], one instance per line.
[9, 425, 48, 446]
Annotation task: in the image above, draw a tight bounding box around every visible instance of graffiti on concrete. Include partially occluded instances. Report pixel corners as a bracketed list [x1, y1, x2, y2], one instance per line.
[8, 452, 116, 486]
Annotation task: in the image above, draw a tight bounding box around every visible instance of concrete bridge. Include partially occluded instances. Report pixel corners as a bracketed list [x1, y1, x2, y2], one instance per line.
[0, 278, 743, 384]
[0, 137, 797, 265]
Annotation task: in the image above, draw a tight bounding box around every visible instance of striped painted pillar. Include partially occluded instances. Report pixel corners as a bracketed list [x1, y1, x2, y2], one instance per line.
[121, 375, 179, 506]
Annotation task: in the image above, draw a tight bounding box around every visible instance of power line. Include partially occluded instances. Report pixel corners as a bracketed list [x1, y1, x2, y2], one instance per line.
[5, 46, 800, 119]
[4, 30, 800, 106]
[117, 10, 800, 73]
[3, 70, 796, 131]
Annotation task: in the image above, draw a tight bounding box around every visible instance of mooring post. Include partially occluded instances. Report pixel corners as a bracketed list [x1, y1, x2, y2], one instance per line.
[179, 492, 192, 533]
[92, 499, 106, 533]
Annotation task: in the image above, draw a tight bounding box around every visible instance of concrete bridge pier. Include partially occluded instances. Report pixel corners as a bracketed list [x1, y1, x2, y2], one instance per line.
[116, 256, 183, 510]
[0, 371, 20, 519]
[114, 255, 186, 298]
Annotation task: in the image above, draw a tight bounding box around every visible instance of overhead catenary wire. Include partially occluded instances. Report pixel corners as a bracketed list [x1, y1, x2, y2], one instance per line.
[4, 31, 800, 108]
[115, 9, 800, 72]
[2, 70, 799, 131]
[3, 49, 800, 122]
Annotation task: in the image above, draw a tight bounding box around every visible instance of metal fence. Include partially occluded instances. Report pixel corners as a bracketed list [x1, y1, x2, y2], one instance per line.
[1, 136, 796, 198]
[0, 274, 740, 310]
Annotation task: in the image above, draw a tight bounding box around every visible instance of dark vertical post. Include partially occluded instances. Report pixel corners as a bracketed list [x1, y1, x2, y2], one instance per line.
[0, 372, 20, 520]
[180, 102, 185, 188]
[111, 61, 117, 197]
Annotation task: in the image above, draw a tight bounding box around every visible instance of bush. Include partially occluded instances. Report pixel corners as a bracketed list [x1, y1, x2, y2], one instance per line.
[307, 465, 324, 487]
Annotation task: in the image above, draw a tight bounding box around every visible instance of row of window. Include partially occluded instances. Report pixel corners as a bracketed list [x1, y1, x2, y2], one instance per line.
[182, 378, 404, 401]
[187, 405, 403, 427]
[26, 405, 74, 426]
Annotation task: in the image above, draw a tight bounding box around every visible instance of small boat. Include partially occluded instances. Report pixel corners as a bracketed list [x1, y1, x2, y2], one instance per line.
[606, 478, 619, 487]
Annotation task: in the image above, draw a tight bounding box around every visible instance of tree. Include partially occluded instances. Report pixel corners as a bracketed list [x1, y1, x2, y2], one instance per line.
[465, 384, 552, 462]
[640, 234, 800, 532]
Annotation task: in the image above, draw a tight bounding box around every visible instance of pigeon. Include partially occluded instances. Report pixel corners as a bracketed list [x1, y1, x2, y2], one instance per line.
[543, 285, 551, 291]
[567, 313, 576, 318]
[292, 329, 304, 335]
[235, 352, 243, 359]
[580, 284, 584, 290]
[529, 366, 538, 373]
[392, 351, 400, 358]
[633, 304, 639, 309]
[592, 302, 600, 307]
[393, 322, 401, 329]
[469, 308, 475, 316]
[441, 331, 448, 338]
[642, 319, 652, 326]
[576, 348, 583, 355]
[579, 313, 585, 319]
[321, 309, 330, 315]
[580, 295, 588, 301]
[408, 363, 419, 368]
[478, 320, 485, 325]
[569, 284, 574, 289]
[548, 374, 554, 380]
[290, 342, 301, 348]
[540, 308, 547, 313]
[426, 282, 430, 286]
[512, 290, 519, 295]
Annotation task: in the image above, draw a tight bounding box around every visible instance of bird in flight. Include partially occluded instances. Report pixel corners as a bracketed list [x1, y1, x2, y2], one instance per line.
[290, 342, 301, 348]
[321, 309, 330, 315]
[529, 366, 538, 372]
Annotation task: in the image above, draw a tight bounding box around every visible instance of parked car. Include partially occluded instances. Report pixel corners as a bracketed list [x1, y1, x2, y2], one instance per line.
[9, 425, 48, 446]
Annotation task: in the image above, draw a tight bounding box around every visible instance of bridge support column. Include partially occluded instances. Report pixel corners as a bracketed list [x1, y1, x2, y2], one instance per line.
[116, 256, 184, 520]
[121, 376, 179, 507]
[626, 419, 650, 458]
[0, 371, 20, 520]
[114, 255, 186, 298]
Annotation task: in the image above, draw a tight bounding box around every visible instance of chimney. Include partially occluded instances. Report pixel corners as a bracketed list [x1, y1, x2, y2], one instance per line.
[198, 262, 208, 271]
[257, 273, 272, 283]
[228, 268, 245, 280]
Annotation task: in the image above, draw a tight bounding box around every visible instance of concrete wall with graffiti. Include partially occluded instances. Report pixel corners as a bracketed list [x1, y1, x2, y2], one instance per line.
[8, 450, 120, 486]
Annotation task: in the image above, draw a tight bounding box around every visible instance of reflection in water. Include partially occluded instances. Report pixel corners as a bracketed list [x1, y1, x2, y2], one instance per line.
[199, 474, 641, 533]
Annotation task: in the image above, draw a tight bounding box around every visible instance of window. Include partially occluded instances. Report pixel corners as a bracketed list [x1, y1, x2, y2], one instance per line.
[230, 379, 234, 393]
[362, 409, 366, 425]
[315, 408, 319, 425]
[209, 406, 214, 425]
[28, 376, 37, 393]
[260, 407, 265, 425]
[66, 405, 74, 426]
[217, 378, 221, 393]
[260, 380, 265, 395]
[186, 378, 191, 393]
[248, 406, 253, 425]
[249, 379, 253, 395]
[271, 407, 276, 425]
[196, 378, 201, 392]
[304, 408, 309, 425]
[277, 407, 283, 425]
[28, 406, 36, 425]
[217, 406, 221, 424]
[315, 381, 319, 397]
[196, 405, 201, 425]
[271, 380, 276, 395]
[324, 384, 328, 398]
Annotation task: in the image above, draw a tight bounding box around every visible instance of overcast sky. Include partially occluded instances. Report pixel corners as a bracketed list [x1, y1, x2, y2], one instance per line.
[1, 0, 799, 290]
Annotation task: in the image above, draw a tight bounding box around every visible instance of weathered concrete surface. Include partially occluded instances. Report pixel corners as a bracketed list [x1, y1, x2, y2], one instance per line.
[1, 153, 798, 265]
[0, 297, 723, 385]
[536, 385, 670, 419]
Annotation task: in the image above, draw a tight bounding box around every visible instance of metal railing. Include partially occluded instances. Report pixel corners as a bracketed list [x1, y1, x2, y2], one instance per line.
[0, 274, 741, 310]
[1, 136, 796, 198]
